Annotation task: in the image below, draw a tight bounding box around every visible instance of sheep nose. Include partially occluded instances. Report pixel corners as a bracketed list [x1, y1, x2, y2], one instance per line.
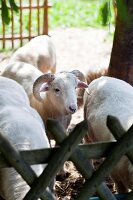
[69, 104, 77, 113]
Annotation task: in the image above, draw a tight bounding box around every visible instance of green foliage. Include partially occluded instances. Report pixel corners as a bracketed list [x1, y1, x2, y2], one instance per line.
[0, 0, 115, 28]
[99, 0, 110, 26]
[0, 0, 115, 38]
[49, 0, 115, 28]
[9, 0, 18, 12]
[0, 0, 18, 25]
[1, 0, 10, 24]
[1, 0, 131, 29]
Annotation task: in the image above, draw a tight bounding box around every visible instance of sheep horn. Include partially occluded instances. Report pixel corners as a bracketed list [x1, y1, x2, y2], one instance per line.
[33, 73, 55, 101]
[70, 70, 86, 82]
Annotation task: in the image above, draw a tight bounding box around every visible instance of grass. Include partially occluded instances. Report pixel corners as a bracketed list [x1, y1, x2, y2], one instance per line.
[0, 0, 115, 49]
[49, 0, 115, 28]
[0, 0, 115, 35]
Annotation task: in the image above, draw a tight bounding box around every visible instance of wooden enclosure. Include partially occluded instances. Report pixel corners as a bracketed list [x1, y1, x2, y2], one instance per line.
[0, 116, 132, 200]
[0, 0, 51, 49]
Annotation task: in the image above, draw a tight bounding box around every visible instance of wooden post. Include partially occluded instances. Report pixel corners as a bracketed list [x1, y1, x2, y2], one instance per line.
[76, 116, 133, 200]
[20, 0, 23, 46]
[43, 0, 48, 35]
[37, 0, 40, 35]
[0, 132, 55, 200]
[11, 7, 14, 48]
[46, 119, 117, 200]
[23, 120, 88, 200]
[2, 21, 5, 49]
[29, 0, 32, 41]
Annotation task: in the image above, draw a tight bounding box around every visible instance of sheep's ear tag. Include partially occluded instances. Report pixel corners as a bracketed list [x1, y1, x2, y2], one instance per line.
[77, 80, 88, 88]
[40, 82, 49, 92]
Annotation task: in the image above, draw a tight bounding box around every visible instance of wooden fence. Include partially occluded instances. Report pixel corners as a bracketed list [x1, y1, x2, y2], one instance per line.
[0, 0, 51, 49]
[0, 116, 133, 199]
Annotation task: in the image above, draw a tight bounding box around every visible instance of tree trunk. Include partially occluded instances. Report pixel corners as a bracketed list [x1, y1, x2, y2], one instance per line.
[108, 0, 133, 85]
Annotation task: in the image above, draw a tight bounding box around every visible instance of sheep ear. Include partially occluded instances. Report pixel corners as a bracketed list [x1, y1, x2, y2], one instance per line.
[33, 73, 55, 101]
[40, 82, 49, 92]
[77, 80, 88, 88]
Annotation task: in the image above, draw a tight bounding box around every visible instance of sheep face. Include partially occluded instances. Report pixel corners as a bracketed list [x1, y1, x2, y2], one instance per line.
[33, 71, 88, 115]
[47, 73, 81, 114]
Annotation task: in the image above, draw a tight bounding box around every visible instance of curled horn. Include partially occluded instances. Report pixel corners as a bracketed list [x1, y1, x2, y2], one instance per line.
[70, 70, 86, 82]
[33, 73, 55, 101]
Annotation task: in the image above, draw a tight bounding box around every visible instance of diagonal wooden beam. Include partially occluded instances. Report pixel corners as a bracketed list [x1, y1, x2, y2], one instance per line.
[23, 120, 88, 200]
[40, 119, 116, 200]
[0, 132, 55, 200]
[76, 116, 133, 200]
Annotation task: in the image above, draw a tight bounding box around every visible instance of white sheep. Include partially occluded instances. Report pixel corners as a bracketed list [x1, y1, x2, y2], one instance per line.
[0, 76, 53, 200]
[1, 62, 88, 133]
[84, 76, 133, 193]
[77, 65, 108, 108]
[9, 35, 56, 74]
[85, 66, 108, 85]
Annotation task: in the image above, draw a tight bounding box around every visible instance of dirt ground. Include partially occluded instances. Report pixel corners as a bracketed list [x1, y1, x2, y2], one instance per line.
[50, 27, 112, 73]
[0, 27, 114, 199]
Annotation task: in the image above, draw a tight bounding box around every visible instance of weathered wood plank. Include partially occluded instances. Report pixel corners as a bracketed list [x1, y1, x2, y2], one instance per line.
[107, 115, 133, 163]
[0, 132, 55, 200]
[107, 115, 133, 200]
[23, 120, 88, 200]
[0, 142, 116, 167]
[76, 116, 133, 200]
[46, 119, 117, 200]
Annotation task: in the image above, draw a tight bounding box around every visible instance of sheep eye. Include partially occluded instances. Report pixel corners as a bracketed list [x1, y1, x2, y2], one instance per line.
[55, 88, 60, 92]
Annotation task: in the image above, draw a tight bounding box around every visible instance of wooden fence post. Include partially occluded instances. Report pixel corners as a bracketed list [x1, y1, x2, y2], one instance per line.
[76, 116, 133, 200]
[43, 0, 48, 35]
[0, 0, 51, 49]
[0, 132, 55, 200]
[23, 120, 88, 200]
[47, 119, 117, 200]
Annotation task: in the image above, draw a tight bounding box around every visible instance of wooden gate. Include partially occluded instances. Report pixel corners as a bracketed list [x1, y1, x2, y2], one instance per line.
[0, 116, 133, 200]
[0, 0, 51, 49]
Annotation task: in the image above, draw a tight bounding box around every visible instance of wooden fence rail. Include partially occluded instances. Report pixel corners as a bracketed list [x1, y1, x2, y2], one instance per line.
[0, 141, 117, 168]
[0, 117, 132, 199]
[0, 0, 51, 49]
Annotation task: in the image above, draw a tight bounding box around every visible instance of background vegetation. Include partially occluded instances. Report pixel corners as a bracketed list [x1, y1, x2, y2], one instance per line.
[49, 0, 115, 28]
[0, 0, 115, 33]
[0, 0, 115, 50]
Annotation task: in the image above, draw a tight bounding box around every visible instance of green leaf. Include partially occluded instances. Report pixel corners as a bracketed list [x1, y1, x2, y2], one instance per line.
[9, 0, 19, 13]
[1, 0, 10, 24]
[99, 1, 110, 26]
[101, 1, 109, 26]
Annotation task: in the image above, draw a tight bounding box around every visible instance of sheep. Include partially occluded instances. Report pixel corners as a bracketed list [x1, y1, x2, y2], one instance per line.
[84, 76, 133, 193]
[85, 66, 108, 85]
[1, 62, 88, 135]
[9, 35, 56, 74]
[77, 65, 108, 108]
[0, 76, 54, 200]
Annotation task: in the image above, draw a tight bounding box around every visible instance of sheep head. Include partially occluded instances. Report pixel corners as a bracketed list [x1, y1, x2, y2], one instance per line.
[33, 70, 88, 115]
